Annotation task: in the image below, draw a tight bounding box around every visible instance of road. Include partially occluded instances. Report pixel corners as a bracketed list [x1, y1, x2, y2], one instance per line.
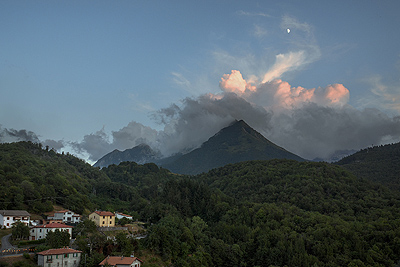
[1, 234, 15, 251]
[0, 234, 34, 258]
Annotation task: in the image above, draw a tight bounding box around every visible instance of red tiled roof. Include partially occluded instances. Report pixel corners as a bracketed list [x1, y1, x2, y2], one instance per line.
[34, 223, 73, 228]
[94, 211, 115, 216]
[37, 248, 81, 255]
[99, 256, 143, 266]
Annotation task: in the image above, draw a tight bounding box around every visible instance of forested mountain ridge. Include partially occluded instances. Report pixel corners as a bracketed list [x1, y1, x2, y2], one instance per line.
[0, 141, 103, 213]
[0, 141, 175, 214]
[148, 160, 400, 266]
[197, 160, 399, 220]
[336, 142, 400, 190]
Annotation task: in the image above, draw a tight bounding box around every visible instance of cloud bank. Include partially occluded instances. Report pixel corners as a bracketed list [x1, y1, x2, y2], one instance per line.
[68, 63, 398, 162]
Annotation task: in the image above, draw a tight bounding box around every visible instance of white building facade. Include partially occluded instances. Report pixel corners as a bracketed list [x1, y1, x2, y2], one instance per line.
[0, 210, 31, 229]
[30, 223, 73, 241]
[37, 248, 82, 267]
[47, 210, 81, 224]
[115, 212, 133, 220]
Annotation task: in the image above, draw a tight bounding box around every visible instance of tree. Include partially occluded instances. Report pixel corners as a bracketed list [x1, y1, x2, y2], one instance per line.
[12, 221, 30, 240]
[73, 219, 97, 238]
[45, 229, 70, 248]
[115, 232, 134, 256]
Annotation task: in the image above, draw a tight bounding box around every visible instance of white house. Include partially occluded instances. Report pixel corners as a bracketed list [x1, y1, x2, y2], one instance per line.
[0, 210, 31, 229]
[115, 212, 133, 220]
[47, 210, 81, 224]
[30, 223, 73, 241]
[99, 256, 143, 267]
[37, 247, 82, 267]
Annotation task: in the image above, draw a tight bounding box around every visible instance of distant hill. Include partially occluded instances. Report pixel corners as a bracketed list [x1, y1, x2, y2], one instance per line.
[196, 159, 399, 219]
[162, 120, 305, 174]
[0, 141, 173, 214]
[336, 142, 400, 190]
[94, 144, 160, 168]
[0, 141, 107, 213]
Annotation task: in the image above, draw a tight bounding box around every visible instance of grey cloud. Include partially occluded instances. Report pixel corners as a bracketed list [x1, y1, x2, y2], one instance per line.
[0, 126, 65, 153]
[70, 128, 113, 162]
[70, 122, 160, 162]
[154, 93, 273, 155]
[42, 139, 65, 151]
[266, 104, 400, 160]
[0, 126, 40, 143]
[111, 121, 159, 151]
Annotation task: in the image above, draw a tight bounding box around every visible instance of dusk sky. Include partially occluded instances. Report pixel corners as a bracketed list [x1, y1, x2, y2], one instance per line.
[1, 0, 400, 163]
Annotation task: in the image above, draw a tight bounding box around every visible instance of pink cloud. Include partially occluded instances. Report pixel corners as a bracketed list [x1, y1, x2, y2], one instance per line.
[262, 51, 306, 83]
[323, 84, 350, 105]
[219, 70, 350, 110]
[219, 70, 256, 95]
[271, 79, 315, 108]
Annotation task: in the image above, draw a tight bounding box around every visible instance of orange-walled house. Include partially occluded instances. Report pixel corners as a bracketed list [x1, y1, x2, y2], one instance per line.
[89, 211, 115, 227]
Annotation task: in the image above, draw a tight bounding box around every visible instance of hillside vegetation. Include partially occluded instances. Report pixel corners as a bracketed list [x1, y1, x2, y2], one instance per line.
[1, 141, 400, 266]
[337, 142, 400, 190]
[0, 142, 173, 214]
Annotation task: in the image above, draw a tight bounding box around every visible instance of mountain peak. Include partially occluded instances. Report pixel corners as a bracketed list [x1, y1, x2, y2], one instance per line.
[163, 119, 304, 174]
[93, 144, 160, 168]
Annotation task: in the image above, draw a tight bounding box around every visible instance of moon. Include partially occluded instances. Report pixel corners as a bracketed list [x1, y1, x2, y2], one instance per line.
[287, 28, 290, 34]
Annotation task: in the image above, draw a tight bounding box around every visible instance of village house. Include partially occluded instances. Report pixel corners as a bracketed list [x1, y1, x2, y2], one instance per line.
[99, 255, 143, 267]
[89, 211, 115, 227]
[0, 210, 30, 229]
[115, 212, 133, 220]
[46, 210, 81, 224]
[37, 247, 82, 267]
[30, 222, 73, 241]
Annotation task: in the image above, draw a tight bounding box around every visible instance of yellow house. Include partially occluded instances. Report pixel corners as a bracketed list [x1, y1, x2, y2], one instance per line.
[89, 211, 115, 227]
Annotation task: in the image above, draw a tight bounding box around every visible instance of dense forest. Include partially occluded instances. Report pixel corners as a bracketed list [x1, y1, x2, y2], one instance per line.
[337, 142, 400, 191]
[1, 141, 400, 266]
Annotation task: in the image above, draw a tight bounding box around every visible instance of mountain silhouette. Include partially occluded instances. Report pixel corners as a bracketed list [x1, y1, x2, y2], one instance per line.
[161, 120, 305, 174]
[94, 143, 160, 168]
[94, 120, 305, 174]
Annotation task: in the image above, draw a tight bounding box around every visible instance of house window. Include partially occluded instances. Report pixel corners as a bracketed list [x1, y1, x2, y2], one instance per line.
[48, 264, 51, 267]
[103, 221, 105, 225]
[64, 254, 69, 258]
[7, 217, 9, 220]
[110, 216, 112, 219]
[103, 216, 105, 219]
[57, 263, 60, 267]
[65, 261, 68, 267]
[40, 229, 42, 233]
[56, 255, 59, 259]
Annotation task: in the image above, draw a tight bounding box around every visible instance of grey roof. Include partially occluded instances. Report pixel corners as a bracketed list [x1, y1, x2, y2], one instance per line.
[0, 210, 30, 216]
